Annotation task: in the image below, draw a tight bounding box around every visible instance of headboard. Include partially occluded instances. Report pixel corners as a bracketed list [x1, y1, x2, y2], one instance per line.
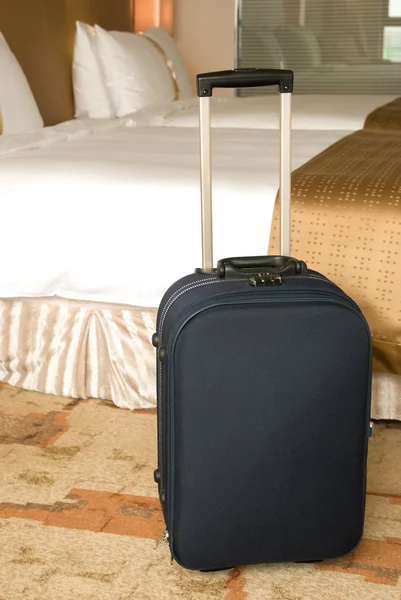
[0, 0, 134, 126]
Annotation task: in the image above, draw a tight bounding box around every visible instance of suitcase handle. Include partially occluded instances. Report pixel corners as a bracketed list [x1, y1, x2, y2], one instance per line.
[197, 70, 292, 271]
[216, 256, 307, 279]
[196, 68, 294, 97]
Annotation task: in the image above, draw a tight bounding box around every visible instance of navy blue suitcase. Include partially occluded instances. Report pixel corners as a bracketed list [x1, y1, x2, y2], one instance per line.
[153, 69, 372, 572]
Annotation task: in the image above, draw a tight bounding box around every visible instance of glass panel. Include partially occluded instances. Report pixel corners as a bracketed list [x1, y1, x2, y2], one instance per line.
[237, 0, 401, 95]
[383, 26, 401, 61]
[389, 0, 401, 18]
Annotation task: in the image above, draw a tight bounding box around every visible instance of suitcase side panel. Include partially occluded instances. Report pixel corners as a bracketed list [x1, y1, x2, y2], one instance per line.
[166, 299, 371, 571]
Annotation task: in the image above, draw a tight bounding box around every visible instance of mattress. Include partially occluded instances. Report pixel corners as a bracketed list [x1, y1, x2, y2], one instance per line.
[132, 95, 399, 131]
[0, 120, 349, 308]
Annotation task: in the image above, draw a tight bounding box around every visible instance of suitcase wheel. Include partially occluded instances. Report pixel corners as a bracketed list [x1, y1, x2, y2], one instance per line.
[200, 566, 235, 572]
[294, 559, 324, 563]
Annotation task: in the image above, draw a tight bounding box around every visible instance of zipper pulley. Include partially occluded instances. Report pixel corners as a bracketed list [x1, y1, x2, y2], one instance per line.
[155, 529, 169, 548]
[155, 529, 173, 563]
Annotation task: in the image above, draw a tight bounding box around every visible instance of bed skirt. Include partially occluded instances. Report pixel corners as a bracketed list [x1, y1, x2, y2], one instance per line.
[0, 296, 400, 419]
[0, 297, 157, 410]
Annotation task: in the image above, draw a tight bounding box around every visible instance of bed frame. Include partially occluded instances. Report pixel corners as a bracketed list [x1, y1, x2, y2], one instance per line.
[0, 0, 134, 126]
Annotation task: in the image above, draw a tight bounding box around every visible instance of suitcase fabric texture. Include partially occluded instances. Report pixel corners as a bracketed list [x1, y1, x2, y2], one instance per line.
[152, 69, 372, 572]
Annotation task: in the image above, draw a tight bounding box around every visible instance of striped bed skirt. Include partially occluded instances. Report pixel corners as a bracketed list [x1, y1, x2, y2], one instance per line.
[0, 296, 400, 419]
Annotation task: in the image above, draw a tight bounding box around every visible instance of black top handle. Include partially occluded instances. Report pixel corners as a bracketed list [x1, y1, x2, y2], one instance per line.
[216, 256, 308, 279]
[196, 68, 294, 97]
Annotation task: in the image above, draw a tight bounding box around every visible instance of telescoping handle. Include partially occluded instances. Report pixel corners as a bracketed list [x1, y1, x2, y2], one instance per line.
[196, 68, 293, 272]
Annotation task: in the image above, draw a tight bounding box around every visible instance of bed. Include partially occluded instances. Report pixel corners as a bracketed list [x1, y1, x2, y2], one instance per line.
[0, 0, 399, 420]
[1, 119, 399, 419]
[0, 117, 352, 408]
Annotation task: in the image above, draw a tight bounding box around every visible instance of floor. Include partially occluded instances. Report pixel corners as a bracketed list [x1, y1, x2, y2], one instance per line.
[0, 382, 400, 600]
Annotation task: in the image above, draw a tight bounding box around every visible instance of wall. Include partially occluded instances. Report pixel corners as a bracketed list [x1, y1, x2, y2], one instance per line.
[174, 0, 237, 96]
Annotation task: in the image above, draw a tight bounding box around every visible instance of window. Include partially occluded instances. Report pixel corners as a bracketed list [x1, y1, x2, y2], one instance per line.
[383, 26, 401, 60]
[384, 0, 401, 60]
[237, 0, 401, 95]
[389, 0, 401, 17]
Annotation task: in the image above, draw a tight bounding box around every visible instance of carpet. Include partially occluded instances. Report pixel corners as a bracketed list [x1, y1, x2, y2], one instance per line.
[0, 382, 400, 600]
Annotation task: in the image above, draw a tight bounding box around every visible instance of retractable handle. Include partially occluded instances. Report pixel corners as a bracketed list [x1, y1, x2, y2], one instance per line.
[196, 68, 294, 97]
[196, 68, 293, 272]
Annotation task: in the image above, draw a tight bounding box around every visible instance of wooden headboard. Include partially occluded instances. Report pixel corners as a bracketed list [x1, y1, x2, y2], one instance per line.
[0, 0, 134, 126]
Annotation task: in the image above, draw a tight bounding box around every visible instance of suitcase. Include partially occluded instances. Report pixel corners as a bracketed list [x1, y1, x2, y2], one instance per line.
[152, 68, 372, 572]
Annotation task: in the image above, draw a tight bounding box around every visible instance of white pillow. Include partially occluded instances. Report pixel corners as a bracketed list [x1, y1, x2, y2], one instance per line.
[143, 27, 194, 99]
[94, 25, 175, 118]
[0, 32, 43, 135]
[72, 22, 115, 119]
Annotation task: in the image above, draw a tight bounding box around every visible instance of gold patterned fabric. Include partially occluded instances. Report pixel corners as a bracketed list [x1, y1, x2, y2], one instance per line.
[269, 129, 401, 379]
[364, 97, 401, 131]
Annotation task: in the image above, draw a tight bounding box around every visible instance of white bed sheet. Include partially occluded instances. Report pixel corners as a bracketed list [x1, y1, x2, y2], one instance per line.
[0, 117, 133, 156]
[0, 120, 349, 307]
[133, 94, 398, 131]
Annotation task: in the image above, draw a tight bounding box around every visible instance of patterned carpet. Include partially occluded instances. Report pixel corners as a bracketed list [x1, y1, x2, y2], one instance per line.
[0, 382, 400, 600]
